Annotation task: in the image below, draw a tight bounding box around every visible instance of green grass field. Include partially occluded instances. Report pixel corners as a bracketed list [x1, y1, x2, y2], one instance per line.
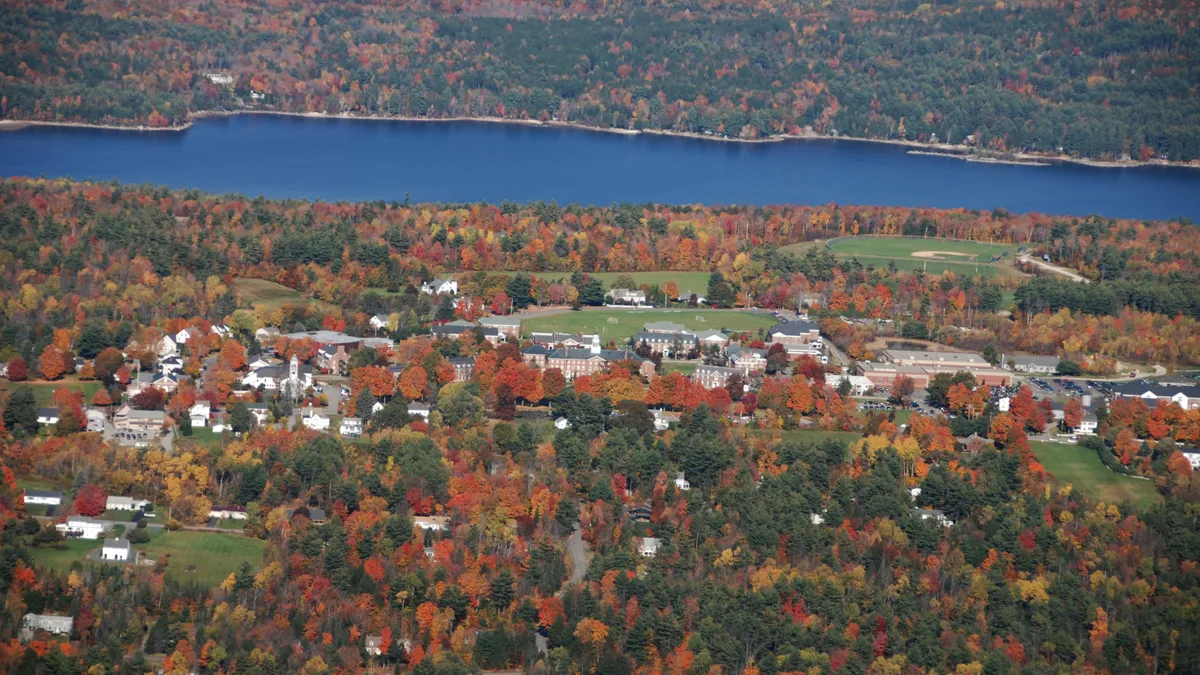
[521, 309, 777, 344]
[136, 532, 266, 587]
[1, 379, 103, 406]
[823, 236, 1022, 279]
[233, 278, 336, 312]
[661, 362, 698, 375]
[458, 271, 714, 294]
[28, 539, 99, 575]
[1030, 441, 1160, 509]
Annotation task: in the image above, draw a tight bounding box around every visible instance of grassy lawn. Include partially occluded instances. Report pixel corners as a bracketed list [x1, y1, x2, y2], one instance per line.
[177, 426, 228, 447]
[28, 539, 100, 575]
[661, 362, 698, 375]
[456, 271, 714, 294]
[233, 278, 336, 312]
[136, 531, 266, 587]
[776, 241, 825, 257]
[521, 309, 777, 344]
[826, 236, 1022, 279]
[1, 379, 103, 407]
[214, 519, 247, 531]
[1030, 441, 1160, 509]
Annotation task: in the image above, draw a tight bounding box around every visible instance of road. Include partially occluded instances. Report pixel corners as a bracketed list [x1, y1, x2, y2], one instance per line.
[1017, 255, 1090, 283]
[536, 524, 589, 655]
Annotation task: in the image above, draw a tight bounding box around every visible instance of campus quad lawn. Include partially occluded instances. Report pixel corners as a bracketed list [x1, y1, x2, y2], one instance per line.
[1030, 441, 1160, 509]
[520, 309, 777, 344]
[0, 379, 103, 406]
[661, 362, 697, 375]
[136, 531, 266, 587]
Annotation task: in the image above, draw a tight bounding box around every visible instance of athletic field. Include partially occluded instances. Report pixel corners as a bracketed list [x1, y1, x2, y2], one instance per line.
[521, 309, 777, 344]
[821, 237, 1022, 278]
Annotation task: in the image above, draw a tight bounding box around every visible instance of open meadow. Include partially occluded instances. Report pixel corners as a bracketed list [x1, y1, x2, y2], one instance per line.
[233, 278, 337, 313]
[0, 379, 103, 407]
[136, 531, 266, 587]
[1030, 441, 1160, 509]
[520, 309, 777, 344]
[787, 236, 1024, 279]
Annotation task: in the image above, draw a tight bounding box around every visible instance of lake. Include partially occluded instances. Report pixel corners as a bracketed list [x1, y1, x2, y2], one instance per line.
[2, 114, 1198, 221]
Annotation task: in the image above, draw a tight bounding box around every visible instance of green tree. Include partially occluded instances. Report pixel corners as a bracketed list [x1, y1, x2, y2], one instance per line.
[2, 387, 38, 434]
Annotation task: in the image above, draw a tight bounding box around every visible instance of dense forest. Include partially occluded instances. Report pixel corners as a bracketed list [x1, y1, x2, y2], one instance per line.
[2, 0, 1200, 161]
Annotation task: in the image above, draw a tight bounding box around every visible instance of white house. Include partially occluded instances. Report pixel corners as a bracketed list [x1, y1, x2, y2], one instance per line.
[370, 314, 390, 332]
[413, 516, 450, 531]
[407, 403, 431, 419]
[100, 537, 131, 562]
[606, 288, 647, 305]
[158, 335, 178, 358]
[365, 635, 384, 656]
[674, 472, 691, 491]
[340, 417, 363, 437]
[23, 489, 62, 506]
[57, 516, 106, 539]
[301, 410, 330, 431]
[996, 396, 1011, 412]
[211, 323, 231, 338]
[106, 496, 150, 512]
[242, 355, 313, 393]
[554, 416, 571, 430]
[809, 513, 825, 525]
[638, 537, 661, 557]
[421, 278, 458, 296]
[914, 508, 954, 527]
[189, 402, 211, 427]
[37, 408, 60, 425]
[694, 330, 729, 347]
[827, 374, 874, 397]
[1076, 413, 1098, 435]
[21, 614, 74, 641]
[209, 506, 248, 520]
[174, 327, 203, 345]
[255, 326, 281, 343]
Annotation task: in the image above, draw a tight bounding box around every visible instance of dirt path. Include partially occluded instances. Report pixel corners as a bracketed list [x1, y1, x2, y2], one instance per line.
[1018, 256, 1090, 283]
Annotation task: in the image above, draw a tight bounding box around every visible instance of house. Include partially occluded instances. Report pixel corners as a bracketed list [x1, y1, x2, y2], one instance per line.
[521, 345, 549, 368]
[189, 402, 210, 427]
[421, 278, 459, 296]
[86, 407, 106, 432]
[128, 371, 181, 396]
[432, 320, 500, 343]
[255, 326, 281, 343]
[554, 417, 571, 430]
[340, 417, 363, 437]
[158, 335, 178, 358]
[245, 403, 271, 426]
[632, 330, 696, 355]
[694, 329, 729, 348]
[628, 503, 652, 522]
[638, 537, 661, 557]
[694, 365, 739, 390]
[113, 406, 165, 433]
[478, 315, 522, 338]
[106, 496, 150, 512]
[211, 323, 231, 338]
[21, 614, 74, 641]
[674, 472, 691, 491]
[909, 487, 922, 501]
[301, 409, 330, 431]
[809, 513, 826, 525]
[247, 356, 278, 370]
[1181, 449, 1200, 471]
[768, 320, 821, 352]
[607, 288, 647, 305]
[407, 403, 431, 419]
[546, 335, 654, 381]
[529, 332, 599, 348]
[365, 635, 384, 656]
[23, 489, 62, 506]
[100, 537, 131, 562]
[286, 507, 328, 523]
[37, 407, 60, 425]
[652, 410, 672, 432]
[1076, 413, 1098, 435]
[209, 506, 248, 520]
[174, 326, 203, 345]
[826, 374, 874, 397]
[1005, 354, 1060, 373]
[449, 357, 476, 382]
[0, 361, 7, 378]
[413, 515, 450, 531]
[159, 355, 184, 376]
[57, 516, 106, 539]
[913, 508, 954, 527]
[369, 314, 391, 332]
[643, 321, 689, 334]
[1111, 382, 1200, 410]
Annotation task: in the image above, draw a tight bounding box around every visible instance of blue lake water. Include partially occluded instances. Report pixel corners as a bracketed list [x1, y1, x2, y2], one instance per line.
[2, 114, 1198, 220]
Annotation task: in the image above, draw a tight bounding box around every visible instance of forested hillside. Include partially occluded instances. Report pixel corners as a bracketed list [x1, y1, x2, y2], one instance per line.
[2, 0, 1199, 160]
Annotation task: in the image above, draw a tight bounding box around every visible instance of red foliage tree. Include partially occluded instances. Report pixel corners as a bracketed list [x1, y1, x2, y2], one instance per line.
[131, 387, 166, 410]
[5, 357, 28, 381]
[73, 484, 107, 517]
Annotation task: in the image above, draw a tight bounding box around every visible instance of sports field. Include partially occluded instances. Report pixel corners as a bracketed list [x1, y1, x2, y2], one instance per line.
[1030, 441, 1159, 509]
[520, 309, 777, 344]
[825, 237, 1021, 278]
[0, 379, 104, 406]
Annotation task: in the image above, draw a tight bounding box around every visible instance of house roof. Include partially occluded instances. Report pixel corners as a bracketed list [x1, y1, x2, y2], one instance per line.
[521, 345, 550, 355]
[549, 348, 644, 363]
[103, 537, 131, 551]
[643, 321, 688, 333]
[281, 330, 363, 345]
[449, 357, 476, 365]
[1008, 354, 1060, 367]
[696, 365, 738, 376]
[37, 407, 60, 417]
[1112, 382, 1200, 398]
[633, 331, 695, 343]
[23, 489, 62, 499]
[694, 329, 728, 340]
[479, 315, 521, 326]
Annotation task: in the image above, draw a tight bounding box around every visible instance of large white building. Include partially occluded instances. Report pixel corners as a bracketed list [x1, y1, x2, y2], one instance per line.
[21, 614, 74, 641]
[421, 278, 459, 296]
[23, 489, 62, 506]
[106, 496, 150, 512]
[100, 537, 131, 562]
[1111, 382, 1200, 410]
[57, 516, 107, 539]
[241, 354, 313, 396]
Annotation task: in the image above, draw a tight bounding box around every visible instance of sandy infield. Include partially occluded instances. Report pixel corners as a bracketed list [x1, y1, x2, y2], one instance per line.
[911, 251, 978, 261]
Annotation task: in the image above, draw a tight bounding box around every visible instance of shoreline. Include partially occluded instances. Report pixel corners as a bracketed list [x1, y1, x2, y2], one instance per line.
[3, 110, 1199, 170]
